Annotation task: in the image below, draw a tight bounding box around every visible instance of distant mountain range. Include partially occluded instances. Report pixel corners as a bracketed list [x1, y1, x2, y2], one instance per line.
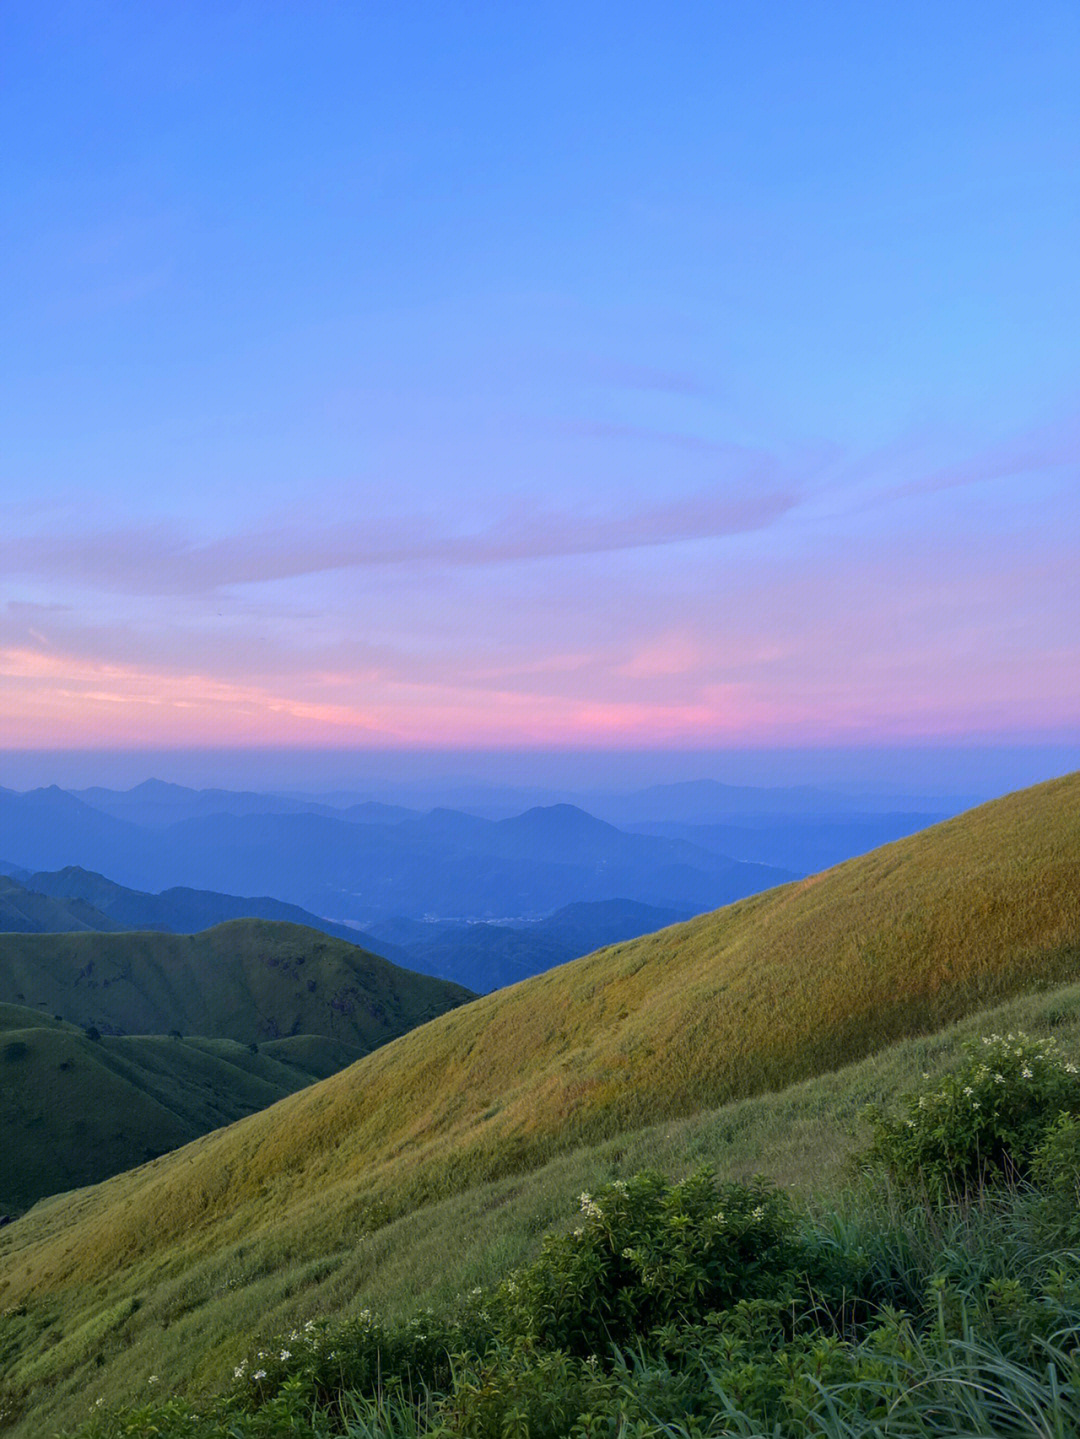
[358, 898, 696, 992]
[630, 814, 948, 875]
[0, 785, 798, 921]
[0, 871, 126, 933]
[68, 778, 416, 829]
[0, 867, 705, 993]
[0, 865, 376, 945]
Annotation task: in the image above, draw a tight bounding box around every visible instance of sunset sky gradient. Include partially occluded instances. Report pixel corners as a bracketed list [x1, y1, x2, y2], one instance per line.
[2, 2, 1078, 785]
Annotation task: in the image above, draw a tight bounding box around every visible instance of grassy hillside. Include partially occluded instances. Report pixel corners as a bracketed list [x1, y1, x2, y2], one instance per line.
[8, 979, 1080, 1436]
[0, 874, 121, 935]
[0, 1006, 366, 1213]
[1, 772, 1077, 1433]
[0, 919, 472, 1046]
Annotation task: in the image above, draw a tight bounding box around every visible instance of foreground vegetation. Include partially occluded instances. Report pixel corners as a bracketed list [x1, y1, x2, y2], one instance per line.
[2, 774, 1077, 1433]
[56, 1035, 1080, 1435]
[8, 981, 1080, 1437]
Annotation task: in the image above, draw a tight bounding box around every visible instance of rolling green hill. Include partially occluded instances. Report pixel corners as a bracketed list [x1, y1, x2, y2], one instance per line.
[1, 773, 1077, 1434]
[0, 874, 121, 935]
[0, 919, 473, 1046]
[0, 1006, 367, 1214]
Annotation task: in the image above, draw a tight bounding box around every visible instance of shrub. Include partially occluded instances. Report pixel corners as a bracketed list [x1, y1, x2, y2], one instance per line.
[491, 1168, 798, 1357]
[1033, 1111, 1080, 1193]
[440, 1345, 620, 1439]
[862, 1032, 1080, 1198]
[228, 1306, 492, 1420]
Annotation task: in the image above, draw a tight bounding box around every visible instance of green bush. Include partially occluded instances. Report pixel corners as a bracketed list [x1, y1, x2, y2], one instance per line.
[440, 1345, 620, 1439]
[228, 1306, 490, 1419]
[490, 1168, 797, 1358]
[862, 1032, 1080, 1197]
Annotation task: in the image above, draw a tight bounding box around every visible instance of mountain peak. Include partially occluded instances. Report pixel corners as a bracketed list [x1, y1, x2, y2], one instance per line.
[501, 804, 617, 835]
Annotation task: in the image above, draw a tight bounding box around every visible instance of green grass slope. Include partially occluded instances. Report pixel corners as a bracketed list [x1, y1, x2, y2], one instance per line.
[8, 975, 1080, 1437]
[0, 919, 473, 1047]
[0, 1011, 364, 1214]
[1, 773, 1078, 1431]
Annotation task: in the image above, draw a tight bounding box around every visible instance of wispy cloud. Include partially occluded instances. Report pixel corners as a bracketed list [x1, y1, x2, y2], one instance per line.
[559, 419, 752, 454]
[574, 355, 714, 397]
[894, 411, 1080, 501]
[0, 487, 798, 596]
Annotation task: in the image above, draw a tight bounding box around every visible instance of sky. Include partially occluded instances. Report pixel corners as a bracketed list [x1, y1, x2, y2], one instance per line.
[2, 1, 1078, 792]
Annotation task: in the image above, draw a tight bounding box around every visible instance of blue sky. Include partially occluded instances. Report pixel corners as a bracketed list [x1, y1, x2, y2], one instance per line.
[2, 1, 1077, 787]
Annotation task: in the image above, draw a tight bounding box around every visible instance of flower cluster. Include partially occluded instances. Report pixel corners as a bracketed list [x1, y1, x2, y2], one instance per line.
[225, 1302, 489, 1414]
[864, 1032, 1080, 1196]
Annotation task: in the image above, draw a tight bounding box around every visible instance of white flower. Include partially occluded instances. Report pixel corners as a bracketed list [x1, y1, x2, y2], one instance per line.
[751, 1205, 765, 1221]
[963, 1087, 973, 1097]
[972, 1101, 980, 1109]
[994, 1074, 1005, 1084]
[1066, 1064, 1078, 1075]
[905, 1118, 915, 1128]
[280, 1349, 291, 1361]
[714, 1210, 725, 1223]
[253, 1369, 266, 1380]
[1022, 1067, 1033, 1079]
[147, 1376, 158, 1385]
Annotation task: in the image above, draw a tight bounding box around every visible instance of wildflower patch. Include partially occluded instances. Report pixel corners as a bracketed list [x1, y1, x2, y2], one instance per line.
[863, 1032, 1080, 1197]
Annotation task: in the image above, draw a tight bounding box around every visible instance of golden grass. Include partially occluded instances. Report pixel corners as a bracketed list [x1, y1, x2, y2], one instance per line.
[2, 772, 1078, 1432]
[10, 978, 1080, 1439]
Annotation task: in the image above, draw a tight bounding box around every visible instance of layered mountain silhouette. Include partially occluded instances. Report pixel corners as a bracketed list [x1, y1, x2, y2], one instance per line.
[5, 866, 377, 946]
[0, 786, 796, 921]
[359, 898, 695, 992]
